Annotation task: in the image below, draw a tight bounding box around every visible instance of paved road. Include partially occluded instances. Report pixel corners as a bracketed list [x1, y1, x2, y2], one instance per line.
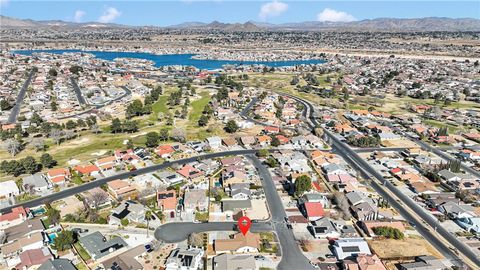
[247, 155, 314, 270]
[1, 149, 267, 214]
[291, 93, 479, 268]
[412, 136, 480, 179]
[70, 77, 87, 105]
[154, 221, 272, 243]
[353, 147, 407, 153]
[7, 70, 35, 123]
[153, 155, 313, 269]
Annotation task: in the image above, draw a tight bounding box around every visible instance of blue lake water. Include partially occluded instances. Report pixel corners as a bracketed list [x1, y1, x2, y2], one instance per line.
[14, 49, 325, 70]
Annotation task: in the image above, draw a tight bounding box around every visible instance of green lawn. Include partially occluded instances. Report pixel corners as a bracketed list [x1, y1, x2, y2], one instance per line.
[188, 92, 210, 124]
[152, 95, 170, 115]
[195, 211, 209, 222]
[423, 119, 466, 134]
[74, 242, 91, 261]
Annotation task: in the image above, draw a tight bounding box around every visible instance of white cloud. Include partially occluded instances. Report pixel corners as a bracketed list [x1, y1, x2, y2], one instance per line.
[317, 8, 356, 22]
[74, 10, 86, 23]
[259, 0, 288, 21]
[98, 7, 121, 23]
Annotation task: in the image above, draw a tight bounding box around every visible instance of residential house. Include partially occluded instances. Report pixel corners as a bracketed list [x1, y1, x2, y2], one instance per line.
[303, 202, 325, 221]
[23, 173, 51, 193]
[456, 216, 480, 234]
[310, 217, 341, 239]
[177, 165, 204, 181]
[437, 201, 476, 219]
[0, 231, 45, 260]
[214, 232, 261, 254]
[38, 259, 78, 270]
[332, 238, 371, 260]
[83, 187, 111, 209]
[165, 247, 204, 270]
[46, 168, 70, 186]
[256, 135, 272, 147]
[398, 256, 450, 270]
[0, 206, 29, 230]
[343, 254, 386, 270]
[155, 145, 175, 158]
[2, 219, 44, 243]
[240, 136, 255, 147]
[207, 136, 222, 149]
[0, 180, 20, 199]
[212, 253, 256, 270]
[157, 171, 184, 186]
[78, 231, 128, 261]
[74, 163, 101, 177]
[222, 200, 252, 217]
[107, 180, 138, 200]
[110, 201, 153, 226]
[95, 156, 117, 171]
[15, 247, 53, 270]
[102, 245, 145, 270]
[157, 190, 177, 216]
[184, 189, 208, 212]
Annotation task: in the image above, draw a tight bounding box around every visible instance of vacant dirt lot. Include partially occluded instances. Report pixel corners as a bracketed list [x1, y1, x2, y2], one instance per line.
[368, 238, 443, 259]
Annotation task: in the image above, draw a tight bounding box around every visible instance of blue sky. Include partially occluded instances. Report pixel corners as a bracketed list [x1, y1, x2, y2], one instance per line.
[0, 1, 478, 26]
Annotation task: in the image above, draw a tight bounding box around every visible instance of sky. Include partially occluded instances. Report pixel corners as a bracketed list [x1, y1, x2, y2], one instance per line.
[0, 1, 478, 26]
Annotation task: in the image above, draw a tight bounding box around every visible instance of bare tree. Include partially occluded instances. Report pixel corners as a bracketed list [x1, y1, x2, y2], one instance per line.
[50, 129, 63, 145]
[64, 130, 75, 140]
[91, 123, 100, 134]
[3, 138, 21, 157]
[89, 190, 109, 209]
[31, 137, 45, 151]
[333, 192, 352, 220]
[171, 128, 186, 142]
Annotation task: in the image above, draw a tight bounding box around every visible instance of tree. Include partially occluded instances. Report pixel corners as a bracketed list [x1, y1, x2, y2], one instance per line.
[145, 210, 153, 237]
[265, 157, 279, 168]
[145, 132, 159, 147]
[46, 206, 61, 225]
[0, 99, 11, 111]
[159, 128, 169, 141]
[121, 218, 129, 226]
[65, 120, 77, 130]
[32, 138, 46, 151]
[110, 118, 122, 133]
[48, 68, 58, 77]
[224, 120, 239, 133]
[295, 175, 312, 196]
[372, 226, 404, 240]
[198, 115, 209, 127]
[257, 149, 269, 158]
[3, 138, 21, 157]
[50, 101, 58, 111]
[40, 153, 57, 168]
[21, 156, 40, 174]
[171, 128, 186, 142]
[69, 65, 83, 75]
[271, 136, 281, 147]
[53, 230, 75, 251]
[50, 129, 63, 145]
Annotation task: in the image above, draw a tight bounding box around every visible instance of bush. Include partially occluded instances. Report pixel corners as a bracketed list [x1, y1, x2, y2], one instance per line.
[372, 226, 404, 239]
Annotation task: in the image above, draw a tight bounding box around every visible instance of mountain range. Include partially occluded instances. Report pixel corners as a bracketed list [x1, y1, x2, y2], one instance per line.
[1, 15, 479, 31]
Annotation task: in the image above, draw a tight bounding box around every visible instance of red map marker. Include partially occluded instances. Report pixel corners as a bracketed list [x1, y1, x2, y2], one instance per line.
[238, 216, 251, 236]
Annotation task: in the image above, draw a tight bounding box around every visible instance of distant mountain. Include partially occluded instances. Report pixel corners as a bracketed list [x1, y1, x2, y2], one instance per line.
[167, 21, 208, 28]
[172, 21, 263, 32]
[0, 15, 128, 29]
[1, 15, 479, 32]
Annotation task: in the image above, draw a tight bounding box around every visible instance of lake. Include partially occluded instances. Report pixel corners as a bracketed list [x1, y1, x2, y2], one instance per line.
[14, 49, 326, 70]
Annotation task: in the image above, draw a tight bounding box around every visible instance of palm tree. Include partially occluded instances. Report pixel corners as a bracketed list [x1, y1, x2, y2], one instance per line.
[145, 210, 152, 237]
